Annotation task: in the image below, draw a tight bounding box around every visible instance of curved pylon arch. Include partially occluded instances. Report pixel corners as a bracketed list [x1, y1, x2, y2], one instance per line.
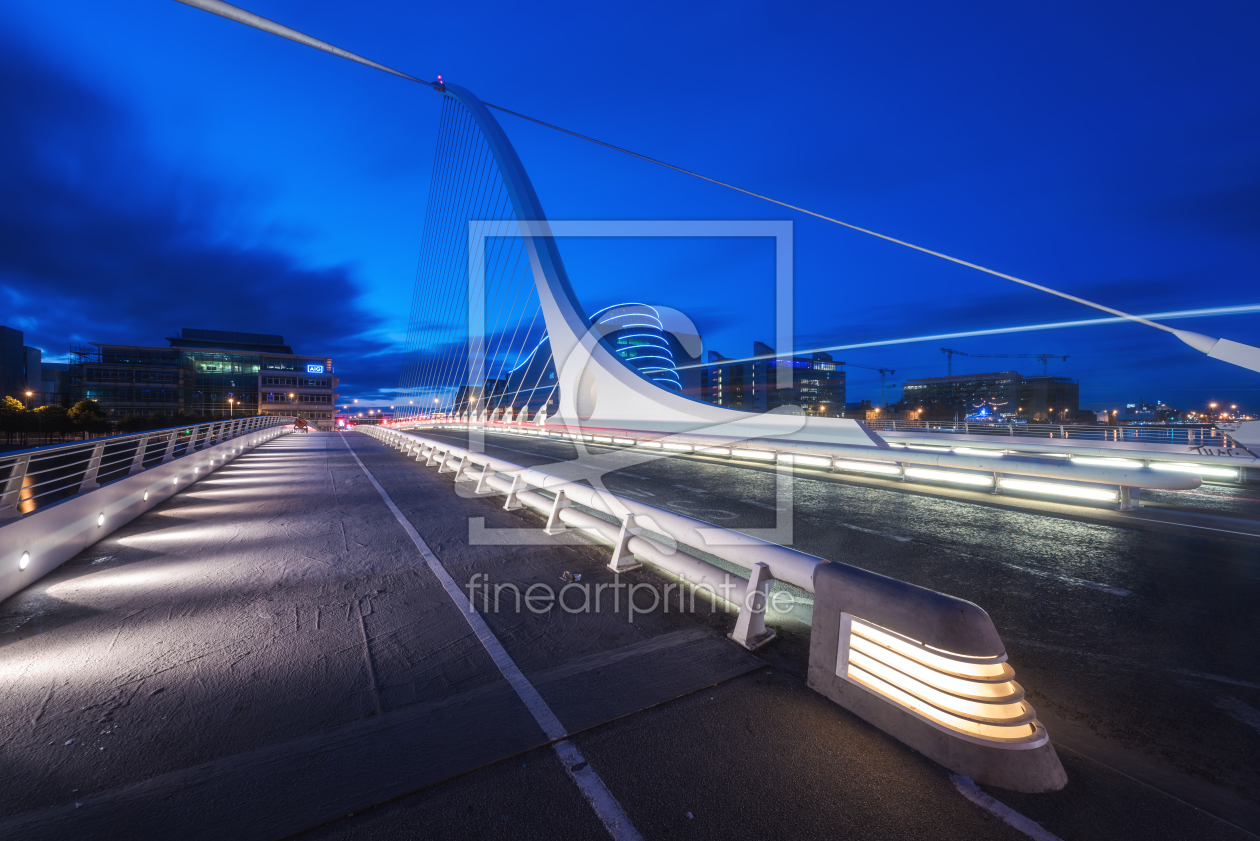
[443, 84, 883, 447]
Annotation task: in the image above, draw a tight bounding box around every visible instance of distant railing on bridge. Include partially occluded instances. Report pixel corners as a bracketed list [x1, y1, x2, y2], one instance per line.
[0, 416, 294, 520]
[865, 419, 1237, 447]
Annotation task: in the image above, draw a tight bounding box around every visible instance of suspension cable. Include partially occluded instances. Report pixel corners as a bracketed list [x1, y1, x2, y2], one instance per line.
[175, 0, 1175, 335]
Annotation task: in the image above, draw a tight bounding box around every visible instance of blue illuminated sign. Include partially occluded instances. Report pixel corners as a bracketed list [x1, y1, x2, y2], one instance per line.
[306, 364, 325, 374]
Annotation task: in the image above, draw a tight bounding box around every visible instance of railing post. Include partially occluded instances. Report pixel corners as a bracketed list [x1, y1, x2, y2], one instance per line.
[161, 430, 179, 463]
[0, 455, 31, 520]
[1119, 486, 1140, 510]
[473, 461, 493, 494]
[78, 442, 107, 492]
[608, 513, 643, 572]
[503, 473, 524, 510]
[127, 435, 152, 476]
[186, 426, 200, 455]
[728, 562, 776, 650]
[544, 490, 569, 535]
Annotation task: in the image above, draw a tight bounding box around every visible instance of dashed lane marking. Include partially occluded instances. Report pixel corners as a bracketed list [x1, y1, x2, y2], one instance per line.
[740, 499, 784, 511]
[952, 776, 1063, 841]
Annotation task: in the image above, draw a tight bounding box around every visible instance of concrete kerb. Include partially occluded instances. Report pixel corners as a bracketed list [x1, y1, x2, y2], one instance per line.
[0, 425, 292, 604]
[361, 424, 1068, 792]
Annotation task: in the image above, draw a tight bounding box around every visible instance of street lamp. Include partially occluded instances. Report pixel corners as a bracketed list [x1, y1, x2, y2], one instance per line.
[228, 398, 234, 418]
[25, 391, 40, 442]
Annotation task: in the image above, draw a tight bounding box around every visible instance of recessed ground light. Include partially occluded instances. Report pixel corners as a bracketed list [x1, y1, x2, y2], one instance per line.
[144, 490, 149, 501]
[173, 477, 178, 485]
[19, 551, 30, 571]
[97, 513, 105, 527]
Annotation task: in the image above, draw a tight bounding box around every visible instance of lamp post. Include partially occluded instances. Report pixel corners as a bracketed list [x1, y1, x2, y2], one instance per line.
[25, 391, 39, 443]
[228, 398, 234, 418]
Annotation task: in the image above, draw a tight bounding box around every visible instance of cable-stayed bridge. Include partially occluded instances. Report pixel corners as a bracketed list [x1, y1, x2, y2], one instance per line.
[1, 2, 1259, 839]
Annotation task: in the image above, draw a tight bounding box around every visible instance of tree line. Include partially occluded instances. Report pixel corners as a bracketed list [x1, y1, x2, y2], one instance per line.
[0, 398, 254, 447]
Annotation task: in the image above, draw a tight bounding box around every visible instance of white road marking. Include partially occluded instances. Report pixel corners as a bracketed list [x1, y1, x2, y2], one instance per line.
[616, 472, 649, 479]
[1215, 696, 1260, 734]
[836, 522, 912, 542]
[342, 436, 643, 841]
[740, 499, 784, 511]
[614, 487, 657, 497]
[1127, 518, 1260, 539]
[673, 484, 709, 493]
[1010, 638, 1260, 690]
[1001, 562, 1130, 596]
[952, 776, 1062, 841]
[664, 500, 739, 520]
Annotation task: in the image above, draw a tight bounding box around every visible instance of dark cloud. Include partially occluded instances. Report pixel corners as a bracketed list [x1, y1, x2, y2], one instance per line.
[0, 41, 396, 401]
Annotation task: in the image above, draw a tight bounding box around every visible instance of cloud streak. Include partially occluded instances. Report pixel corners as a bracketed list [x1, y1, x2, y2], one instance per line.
[0, 39, 399, 401]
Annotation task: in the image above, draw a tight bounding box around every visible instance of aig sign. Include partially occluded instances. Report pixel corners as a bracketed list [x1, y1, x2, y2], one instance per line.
[306, 363, 326, 374]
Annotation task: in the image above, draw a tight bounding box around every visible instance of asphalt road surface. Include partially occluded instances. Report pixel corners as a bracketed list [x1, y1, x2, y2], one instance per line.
[0, 429, 1255, 840]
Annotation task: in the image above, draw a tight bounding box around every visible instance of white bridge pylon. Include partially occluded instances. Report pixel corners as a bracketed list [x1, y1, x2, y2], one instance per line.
[444, 84, 883, 449]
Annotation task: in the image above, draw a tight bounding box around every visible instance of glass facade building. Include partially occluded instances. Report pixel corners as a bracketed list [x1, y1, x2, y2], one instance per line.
[589, 303, 682, 392]
[73, 328, 339, 429]
[702, 343, 846, 416]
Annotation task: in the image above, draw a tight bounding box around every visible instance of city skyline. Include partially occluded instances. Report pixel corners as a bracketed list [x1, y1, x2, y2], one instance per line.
[2, 1, 1258, 410]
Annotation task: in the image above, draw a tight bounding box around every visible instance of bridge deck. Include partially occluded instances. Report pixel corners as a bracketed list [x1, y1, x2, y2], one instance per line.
[0, 432, 1250, 840]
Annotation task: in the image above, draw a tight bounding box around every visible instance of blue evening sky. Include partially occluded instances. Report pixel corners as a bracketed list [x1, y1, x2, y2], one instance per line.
[2, 0, 1258, 411]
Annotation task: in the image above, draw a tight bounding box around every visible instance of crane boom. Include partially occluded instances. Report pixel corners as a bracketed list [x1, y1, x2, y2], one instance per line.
[940, 348, 1068, 376]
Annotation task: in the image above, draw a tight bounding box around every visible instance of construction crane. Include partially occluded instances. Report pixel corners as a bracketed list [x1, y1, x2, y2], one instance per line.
[940, 349, 1068, 377]
[836, 361, 896, 406]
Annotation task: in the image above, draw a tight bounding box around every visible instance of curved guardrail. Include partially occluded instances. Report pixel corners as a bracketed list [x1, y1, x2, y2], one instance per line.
[0, 417, 293, 604]
[399, 416, 1205, 510]
[0, 416, 293, 520]
[867, 417, 1238, 447]
[359, 424, 1068, 791]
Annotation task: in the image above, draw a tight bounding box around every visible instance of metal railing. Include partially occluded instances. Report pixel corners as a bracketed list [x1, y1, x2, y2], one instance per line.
[357, 424, 1061, 787]
[398, 417, 1211, 508]
[864, 418, 1236, 447]
[0, 416, 293, 520]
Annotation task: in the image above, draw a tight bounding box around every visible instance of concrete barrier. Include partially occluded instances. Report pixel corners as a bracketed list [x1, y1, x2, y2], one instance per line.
[0, 426, 290, 604]
[808, 561, 1067, 792]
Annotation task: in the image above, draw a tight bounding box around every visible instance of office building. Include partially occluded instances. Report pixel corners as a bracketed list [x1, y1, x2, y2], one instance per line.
[701, 350, 754, 410]
[702, 342, 845, 415]
[73, 328, 340, 429]
[1, 326, 23, 401]
[901, 371, 1079, 422]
